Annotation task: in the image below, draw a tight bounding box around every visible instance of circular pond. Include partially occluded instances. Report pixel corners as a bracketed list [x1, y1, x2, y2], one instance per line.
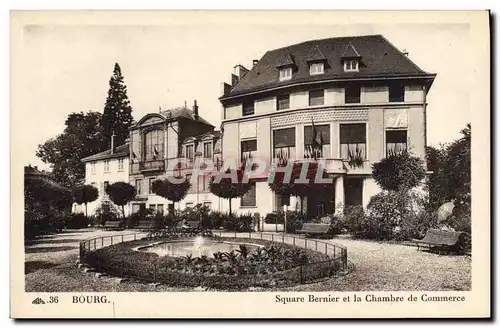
[138, 237, 261, 258]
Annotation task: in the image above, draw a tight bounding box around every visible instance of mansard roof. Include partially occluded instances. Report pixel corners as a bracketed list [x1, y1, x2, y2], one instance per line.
[221, 34, 435, 100]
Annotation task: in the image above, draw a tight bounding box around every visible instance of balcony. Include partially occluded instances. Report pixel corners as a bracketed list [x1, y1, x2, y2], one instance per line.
[130, 160, 165, 173]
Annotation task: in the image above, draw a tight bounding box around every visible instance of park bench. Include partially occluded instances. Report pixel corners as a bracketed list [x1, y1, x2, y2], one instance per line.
[296, 223, 331, 238]
[135, 220, 155, 231]
[103, 221, 123, 230]
[411, 229, 469, 254]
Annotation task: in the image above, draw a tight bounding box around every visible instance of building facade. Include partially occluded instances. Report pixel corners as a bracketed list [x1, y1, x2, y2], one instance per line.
[80, 141, 130, 216]
[128, 102, 222, 214]
[219, 35, 436, 217]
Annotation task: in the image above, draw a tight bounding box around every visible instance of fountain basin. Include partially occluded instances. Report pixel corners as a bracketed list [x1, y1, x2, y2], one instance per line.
[136, 238, 261, 258]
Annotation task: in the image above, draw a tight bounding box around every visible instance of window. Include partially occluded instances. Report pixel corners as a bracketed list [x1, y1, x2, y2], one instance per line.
[344, 178, 363, 206]
[273, 128, 296, 160]
[389, 83, 405, 102]
[149, 204, 156, 212]
[203, 201, 212, 209]
[277, 94, 290, 110]
[186, 174, 193, 192]
[198, 175, 210, 192]
[90, 162, 96, 174]
[144, 129, 165, 161]
[118, 158, 124, 171]
[242, 101, 255, 116]
[148, 178, 155, 194]
[344, 59, 359, 72]
[104, 160, 110, 172]
[279, 67, 292, 81]
[309, 89, 324, 106]
[203, 142, 212, 158]
[157, 204, 164, 215]
[309, 62, 324, 75]
[340, 123, 366, 160]
[185, 145, 194, 160]
[386, 130, 407, 156]
[135, 179, 142, 195]
[345, 85, 361, 104]
[104, 181, 109, 192]
[241, 183, 256, 207]
[186, 202, 194, 209]
[241, 139, 257, 162]
[304, 125, 331, 158]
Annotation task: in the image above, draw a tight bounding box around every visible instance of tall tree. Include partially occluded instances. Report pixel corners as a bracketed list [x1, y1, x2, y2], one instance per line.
[101, 63, 134, 147]
[36, 111, 106, 188]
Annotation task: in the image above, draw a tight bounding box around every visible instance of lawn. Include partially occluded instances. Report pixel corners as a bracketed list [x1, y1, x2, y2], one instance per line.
[25, 230, 471, 292]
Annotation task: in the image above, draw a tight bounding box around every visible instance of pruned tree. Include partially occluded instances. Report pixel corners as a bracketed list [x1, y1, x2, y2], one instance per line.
[105, 182, 136, 218]
[371, 150, 426, 192]
[101, 63, 134, 147]
[152, 178, 191, 215]
[209, 169, 252, 216]
[72, 184, 99, 217]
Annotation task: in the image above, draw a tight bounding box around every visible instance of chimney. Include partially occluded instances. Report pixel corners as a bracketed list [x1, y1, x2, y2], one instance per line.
[193, 100, 199, 120]
[252, 59, 258, 66]
[110, 131, 116, 154]
[402, 48, 409, 56]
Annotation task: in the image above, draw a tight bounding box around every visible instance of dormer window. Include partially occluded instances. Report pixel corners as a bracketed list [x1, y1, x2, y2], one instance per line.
[309, 62, 324, 75]
[279, 67, 292, 81]
[344, 59, 359, 72]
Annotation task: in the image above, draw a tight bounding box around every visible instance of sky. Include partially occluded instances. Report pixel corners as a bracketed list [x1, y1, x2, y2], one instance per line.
[18, 20, 471, 169]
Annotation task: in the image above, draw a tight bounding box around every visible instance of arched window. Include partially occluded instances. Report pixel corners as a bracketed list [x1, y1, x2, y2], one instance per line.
[143, 129, 164, 161]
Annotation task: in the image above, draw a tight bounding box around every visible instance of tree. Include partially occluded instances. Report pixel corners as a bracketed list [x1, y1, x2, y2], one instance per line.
[371, 150, 426, 192]
[101, 63, 134, 147]
[268, 160, 332, 212]
[105, 182, 136, 218]
[426, 123, 471, 211]
[151, 178, 191, 214]
[209, 169, 252, 216]
[72, 184, 99, 217]
[36, 111, 107, 188]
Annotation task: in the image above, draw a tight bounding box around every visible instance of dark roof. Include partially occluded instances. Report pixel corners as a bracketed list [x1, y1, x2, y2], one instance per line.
[275, 53, 295, 68]
[81, 143, 130, 163]
[161, 106, 214, 127]
[306, 45, 327, 62]
[221, 34, 435, 99]
[341, 43, 361, 58]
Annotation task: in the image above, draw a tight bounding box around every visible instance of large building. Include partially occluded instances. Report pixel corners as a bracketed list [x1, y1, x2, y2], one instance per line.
[219, 34, 436, 217]
[128, 102, 223, 214]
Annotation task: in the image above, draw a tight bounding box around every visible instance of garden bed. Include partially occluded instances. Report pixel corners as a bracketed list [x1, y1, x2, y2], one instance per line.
[81, 236, 340, 290]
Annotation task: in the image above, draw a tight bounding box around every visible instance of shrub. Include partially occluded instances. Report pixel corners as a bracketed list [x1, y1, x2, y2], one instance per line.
[341, 205, 367, 236]
[264, 212, 284, 225]
[65, 213, 89, 229]
[360, 190, 431, 241]
[94, 200, 121, 225]
[372, 150, 426, 191]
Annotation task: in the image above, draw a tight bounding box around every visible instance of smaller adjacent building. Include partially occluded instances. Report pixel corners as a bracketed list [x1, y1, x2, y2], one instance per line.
[79, 139, 130, 216]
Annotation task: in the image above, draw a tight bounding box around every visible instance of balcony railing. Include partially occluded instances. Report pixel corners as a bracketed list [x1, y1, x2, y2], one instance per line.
[130, 160, 165, 173]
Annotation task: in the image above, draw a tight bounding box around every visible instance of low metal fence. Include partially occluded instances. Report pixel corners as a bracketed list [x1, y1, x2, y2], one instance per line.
[79, 230, 348, 288]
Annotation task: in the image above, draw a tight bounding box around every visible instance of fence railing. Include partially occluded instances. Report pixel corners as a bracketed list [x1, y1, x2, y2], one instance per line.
[79, 230, 348, 288]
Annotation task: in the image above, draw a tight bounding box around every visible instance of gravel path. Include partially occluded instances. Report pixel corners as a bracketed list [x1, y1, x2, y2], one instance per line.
[25, 230, 471, 292]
